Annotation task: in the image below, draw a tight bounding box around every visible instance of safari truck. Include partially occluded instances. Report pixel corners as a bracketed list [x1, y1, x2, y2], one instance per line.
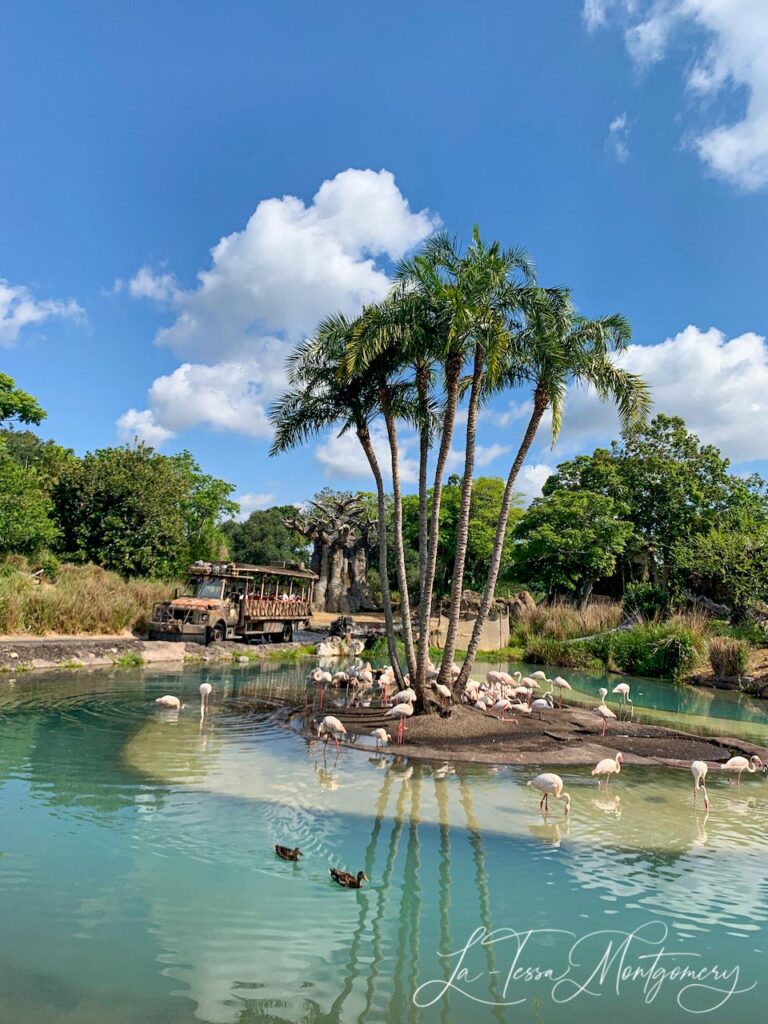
[148, 561, 317, 645]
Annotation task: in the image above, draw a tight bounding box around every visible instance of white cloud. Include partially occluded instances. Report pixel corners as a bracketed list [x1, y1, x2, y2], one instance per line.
[492, 399, 534, 428]
[586, 0, 768, 189]
[517, 463, 555, 504]
[116, 408, 175, 447]
[118, 168, 438, 442]
[235, 493, 275, 520]
[314, 422, 419, 484]
[0, 278, 83, 347]
[551, 324, 768, 464]
[446, 443, 512, 472]
[607, 112, 631, 161]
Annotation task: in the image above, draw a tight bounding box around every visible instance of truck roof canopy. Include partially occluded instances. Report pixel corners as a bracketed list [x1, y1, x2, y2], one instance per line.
[188, 561, 318, 581]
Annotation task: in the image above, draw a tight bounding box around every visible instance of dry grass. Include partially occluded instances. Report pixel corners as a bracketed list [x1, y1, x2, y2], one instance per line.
[708, 636, 750, 678]
[513, 600, 625, 643]
[0, 560, 174, 636]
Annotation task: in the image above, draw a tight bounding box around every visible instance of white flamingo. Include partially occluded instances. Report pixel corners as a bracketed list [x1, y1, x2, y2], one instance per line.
[371, 727, 392, 750]
[199, 682, 212, 714]
[531, 693, 554, 719]
[394, 686, 417, 704]
[384, 699, 414, 743]
[527, 772, 571, 815]
[691, 760, 709, 809]
[598, 687, 608, 702]
[721, 754, 764, 786]
[551, 676, 572, 707]
[490, 697, 518, 722]
[592, 751, 624, 785]
[612, 682, 633, 714]
[317, 715, 347, 749]
[592, 702, 617, 736]
[155, 694, 184, 709]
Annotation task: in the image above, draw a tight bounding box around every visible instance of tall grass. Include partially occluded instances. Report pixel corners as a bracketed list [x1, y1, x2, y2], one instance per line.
[708, 636, 750, 678]
[0, 560, 173, 635]
[512, 600, 624, 645]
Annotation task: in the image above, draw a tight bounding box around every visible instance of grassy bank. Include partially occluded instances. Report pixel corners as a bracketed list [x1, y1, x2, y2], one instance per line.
[0, 559, 173, 636]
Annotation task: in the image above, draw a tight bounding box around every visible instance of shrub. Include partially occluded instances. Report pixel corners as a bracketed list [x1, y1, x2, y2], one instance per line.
[623, 581, 670, 619]
[591, 620, 704, 679]
[522, 637, 603, 670]
[708, 636, 750, 678]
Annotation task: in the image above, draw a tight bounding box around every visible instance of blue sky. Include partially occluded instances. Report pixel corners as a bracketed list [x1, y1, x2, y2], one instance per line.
[2, 0, 767, 516]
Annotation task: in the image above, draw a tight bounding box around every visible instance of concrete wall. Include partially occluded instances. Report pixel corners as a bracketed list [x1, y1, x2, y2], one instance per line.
[429, 612, 510, 651]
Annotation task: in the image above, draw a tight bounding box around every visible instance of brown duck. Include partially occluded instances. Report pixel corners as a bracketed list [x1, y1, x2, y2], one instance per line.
[275, 844, 302, 861]
[330, 867, 368, 888]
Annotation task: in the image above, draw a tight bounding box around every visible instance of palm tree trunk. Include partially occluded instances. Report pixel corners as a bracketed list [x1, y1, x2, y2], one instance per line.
[417, 356, 462, 690]
[381, 395, 419, 685]
[416, 364, 430, 608]
[437, 343, 484, 687]
[455, 391, 548, 691]
[356, 422, 404, 685]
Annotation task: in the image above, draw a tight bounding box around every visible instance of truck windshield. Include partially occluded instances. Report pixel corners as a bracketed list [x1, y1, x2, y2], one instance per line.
[188, 578, 224, 600]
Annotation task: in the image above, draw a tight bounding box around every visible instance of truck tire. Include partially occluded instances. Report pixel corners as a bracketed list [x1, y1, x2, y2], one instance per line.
[207, 622, 226, 644]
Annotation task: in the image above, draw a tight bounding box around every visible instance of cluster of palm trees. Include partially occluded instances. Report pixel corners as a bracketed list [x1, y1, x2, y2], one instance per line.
[270, 228, 651, 713]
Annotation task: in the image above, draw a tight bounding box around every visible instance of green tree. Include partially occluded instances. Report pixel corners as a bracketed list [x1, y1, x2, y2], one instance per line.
[0, 456, 58, 555]
[52, 444, 236, 578]
[0, 373, 46, 427]
[222, 505, 307, 566]
[512, 490, 632, 605]
[0, 428, 75, 485]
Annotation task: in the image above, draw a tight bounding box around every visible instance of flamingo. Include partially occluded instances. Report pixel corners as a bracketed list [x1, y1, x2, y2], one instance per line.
[155, 694, 184, 709]
[691, 760, 709, 809]
[592, 752, 623, 785]
[527, 772, 571, 815]
[199, 682, 212, 714]
[721, 754, 764, 786]
[592, 702, 617, 737]
[612, 682, 633, 714]
[551, 676, 572, 707]
[394, 687, 417, 704]
[490, 697, 518, 722]
[531, 693, 554, 719]
[384, 698, 414, 744]
[370, 727, 392, 750]
[598, 687, 608, 702]
[317, 715, 347, 749]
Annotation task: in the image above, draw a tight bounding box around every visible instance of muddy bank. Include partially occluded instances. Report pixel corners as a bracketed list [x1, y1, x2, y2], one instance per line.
[0, 636, 312, 673]
[301, 702, 768, 769]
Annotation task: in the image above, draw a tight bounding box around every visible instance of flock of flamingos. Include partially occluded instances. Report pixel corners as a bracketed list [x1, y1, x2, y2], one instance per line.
[154, 658, 767, 827]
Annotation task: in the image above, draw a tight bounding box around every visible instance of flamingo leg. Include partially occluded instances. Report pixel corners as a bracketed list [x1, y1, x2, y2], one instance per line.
[319, 687, 325, 711]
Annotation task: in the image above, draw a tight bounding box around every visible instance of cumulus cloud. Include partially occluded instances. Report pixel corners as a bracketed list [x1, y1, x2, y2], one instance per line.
[235, 493, 275, 520]
[585, 0, 768, 189]
[550, 324, 768, 464]
[314, 422, 419, 484]
[446, 443, 512, 472]
[607, 112, 631, 161]
[0, 278, 83, 346]
[116, 408, 175, 447]
[517, 463, 555, 504]
[118, 168, 438, 443]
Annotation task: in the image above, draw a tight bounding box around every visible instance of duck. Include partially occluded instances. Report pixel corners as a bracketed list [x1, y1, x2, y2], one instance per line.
[275, 845, 302, 861]
[330, 868, 369, 889]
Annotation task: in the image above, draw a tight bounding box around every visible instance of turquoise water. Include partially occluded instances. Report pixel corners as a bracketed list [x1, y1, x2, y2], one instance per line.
[1, 661, 767, 1023]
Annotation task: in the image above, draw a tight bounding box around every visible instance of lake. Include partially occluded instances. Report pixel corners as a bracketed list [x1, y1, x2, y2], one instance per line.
[0, 660, 766, 1023]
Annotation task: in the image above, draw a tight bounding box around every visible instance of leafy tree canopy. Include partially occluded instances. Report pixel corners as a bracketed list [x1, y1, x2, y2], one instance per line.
[52, 444, 237, 578]
[512, 489, 632, 604]
[0, 455, 58, 556]
[221, 505, 308, 566]
[0, 373, 46, 427]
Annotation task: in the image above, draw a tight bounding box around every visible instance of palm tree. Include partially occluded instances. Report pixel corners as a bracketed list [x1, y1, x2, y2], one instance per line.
[269, 314, 408, 684]
[454, 287, 652, 691]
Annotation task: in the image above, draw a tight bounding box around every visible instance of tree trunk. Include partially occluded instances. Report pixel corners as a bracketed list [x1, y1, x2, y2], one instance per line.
[437, 343, 484, 687]
[356, 422, 404, 686]
[381, 395, 418, 686]
[416, 364, 430, 609]
[416, 356, 462, 693]
[455, 391, 548, 691]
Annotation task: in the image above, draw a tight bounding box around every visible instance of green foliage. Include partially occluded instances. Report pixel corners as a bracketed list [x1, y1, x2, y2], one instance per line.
[113, 651, 144, 668]
[672, 519, 768, 622]
[52, 444, 236, 578]
[0, 454, 58, 556]
[512, 490, 631, 602]
[221, 504, 308, 566]
[708, 636, 750, 679]
[590, 621, 704, 679]
[0, 560, 172, 634]
[0, 373, 46, 427]
[521, 636, 602, 670]
[623, 581, 670, 619]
